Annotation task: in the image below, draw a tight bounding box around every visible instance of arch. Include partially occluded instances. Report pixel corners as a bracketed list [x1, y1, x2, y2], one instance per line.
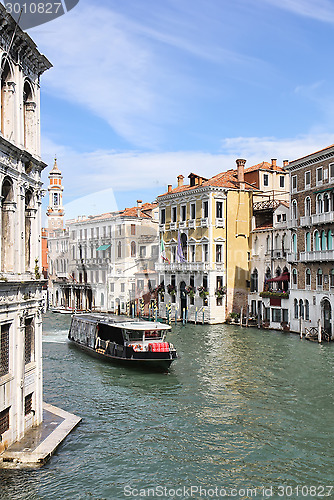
[276, 267, 281, 277]
[265, 267, 271, 280]
[253, 236, 258, 255]
[292, 268, 297, 287]
[321, 298, 331, 336]
[1, 58, 14, 139]
[317, 194, 323, 214]
[305, 196, 311, 216]
[23, 79, 36, 151]
[250, 268, 258, 292]
[292, 199, 297, 219]
[117, 241, 122, 258]
[328, 230, 333, 250]
[324, 193, 330, 212]
[305, 299, 310, 320]
[305, 232, 311, 252]
[292, 233, 297, 253]
[1, 177, 15, 272]
[275, 234, 281, 250]
[317, 268, 323, 288]
[305, 268, 311, 287]
[266, 235, 270, 253]
[180, 280, 187, 317]
[294, 298, 298, 319]
[314, 230, 320, 251]
[321, 230, 327, 251]
[181, 233, 187, 260]
[299, 299, 304, 319]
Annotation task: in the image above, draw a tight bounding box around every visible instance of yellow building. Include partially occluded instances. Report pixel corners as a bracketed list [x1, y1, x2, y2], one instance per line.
[156, 159, 255, 323]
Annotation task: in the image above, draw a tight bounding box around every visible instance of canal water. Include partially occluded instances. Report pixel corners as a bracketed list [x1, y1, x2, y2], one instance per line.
[0, 313, 333, 500]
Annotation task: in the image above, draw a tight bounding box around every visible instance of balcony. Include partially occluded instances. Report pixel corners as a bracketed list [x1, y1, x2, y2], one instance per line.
[170, 222, 177, 230]
[272, 250, 287, 259]
[300, 249, 334, 262]
[287, 218, 298, 229]
[155, 262, 211, 272]
[201, 218, 209, 227]
[287, 252, 298, 262]
[188, 219, 196, 229]
[179, 221, 187, 229]
[311, 212, 334, 225]
[300, 215, 312, 227]
[215, 218, 225, 228]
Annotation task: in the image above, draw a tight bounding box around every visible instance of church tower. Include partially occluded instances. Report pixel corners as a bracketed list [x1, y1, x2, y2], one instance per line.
[46, 158, 64, 231]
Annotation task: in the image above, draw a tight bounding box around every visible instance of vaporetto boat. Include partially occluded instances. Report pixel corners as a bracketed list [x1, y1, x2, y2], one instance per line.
[68, 314, 178, 371]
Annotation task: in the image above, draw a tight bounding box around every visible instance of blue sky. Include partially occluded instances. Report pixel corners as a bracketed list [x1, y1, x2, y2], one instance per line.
[28, 0, 334, 220]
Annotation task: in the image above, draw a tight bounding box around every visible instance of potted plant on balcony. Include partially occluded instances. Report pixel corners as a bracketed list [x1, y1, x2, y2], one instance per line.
[215, 286, 226, 298]
[197, 286, 209, 299]
[167, 284, 176, 296]
[156, 283, 165, 296]
[185, 285, 196, 298]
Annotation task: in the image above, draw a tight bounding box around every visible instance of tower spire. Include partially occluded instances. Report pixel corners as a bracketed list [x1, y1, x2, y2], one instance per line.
[46, 157, 64, 231]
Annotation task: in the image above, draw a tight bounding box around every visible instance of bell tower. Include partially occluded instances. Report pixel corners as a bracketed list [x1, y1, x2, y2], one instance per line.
[46, 157, 64, 231]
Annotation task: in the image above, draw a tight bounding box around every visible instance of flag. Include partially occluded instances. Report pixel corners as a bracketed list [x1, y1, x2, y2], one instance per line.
[176, 230, 186, 263]
[160, 237, 170, 263]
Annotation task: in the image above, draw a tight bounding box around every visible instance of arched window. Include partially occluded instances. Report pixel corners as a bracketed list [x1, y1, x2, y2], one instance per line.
[117, 241, 122, 258]
[181, 233, 187, 261]
[292, 200, 297, 219]
[299, 299, 304, 319]
[306, 232, 311, 252]
[250, 268, 258, 292]
[276, 267, 281, 277]
[330, 269, 334, 288]
[324, 193, 330, 212]
[305, 197, 311, 216]
[292, 268, 297, 287]
[305, 268, 311, 288]
[23, 80, 36, 152]
[25, 189, 35, 272]
[314, 231, 320, 251]
[317, 194, 323, 214]
[253, 236, 258, 255]
[275, 234, 281, 250]
[317, 268, 323, 288]
[292, 233, 297, 253]
[265, 267, 271, 280]
[305, 300, 310, 320]
[328, 229, 333, 250]
[294, 299, 298, 319]
[266, 236, 270, 253]
[321, 230, 327, 251]
[1, 177, 15, 272]
[282, 234, 287, 252]
[131, 241, 136, 257]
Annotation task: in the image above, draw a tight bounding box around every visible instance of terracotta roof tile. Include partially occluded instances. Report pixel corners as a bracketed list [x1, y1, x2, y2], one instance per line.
[244, 161, 285, 173]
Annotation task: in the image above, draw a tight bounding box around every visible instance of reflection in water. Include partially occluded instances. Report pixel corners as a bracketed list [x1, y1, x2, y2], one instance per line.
[0, 313, 333, 499]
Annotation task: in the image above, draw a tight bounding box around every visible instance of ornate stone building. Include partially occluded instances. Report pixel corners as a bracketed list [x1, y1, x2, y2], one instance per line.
[0, 5, 52, 452]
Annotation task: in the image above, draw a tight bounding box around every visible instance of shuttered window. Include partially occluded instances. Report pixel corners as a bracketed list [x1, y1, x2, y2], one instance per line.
[25, 318, 34, 365]
[25, 393, 33, 416]
[0, 324, 10, 377]
[0, 407, 9, 435]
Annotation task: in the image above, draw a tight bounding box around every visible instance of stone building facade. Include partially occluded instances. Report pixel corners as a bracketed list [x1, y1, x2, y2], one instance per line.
[0, 5, 51, 452]
[286, 145, 334, 336]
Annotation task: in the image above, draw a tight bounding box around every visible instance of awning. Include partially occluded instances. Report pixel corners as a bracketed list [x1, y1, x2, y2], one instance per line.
[97, 244, 111, 251]
[267, 273, 289, 283]
[315, 187, 333, 194]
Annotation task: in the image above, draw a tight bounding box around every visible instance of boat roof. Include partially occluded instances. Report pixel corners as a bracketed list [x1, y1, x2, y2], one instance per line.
[73, 314, 171, 331]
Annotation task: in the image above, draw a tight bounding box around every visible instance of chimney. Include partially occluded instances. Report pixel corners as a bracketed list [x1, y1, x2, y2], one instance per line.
[236, 159, 246, 189]
[283, 160, 289, 167]
[177, 175, 184, 187]
[137, 199, 142, 217]
[271, 158, 277, 170]
[168, 184, 172, 193]
[198, 177, 203, 186]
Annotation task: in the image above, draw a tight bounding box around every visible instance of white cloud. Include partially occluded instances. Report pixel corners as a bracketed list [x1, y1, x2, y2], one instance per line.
[262, 0, 334, 23]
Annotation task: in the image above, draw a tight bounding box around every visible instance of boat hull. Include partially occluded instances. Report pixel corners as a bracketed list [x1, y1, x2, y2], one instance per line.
[68, 338, 176, 372]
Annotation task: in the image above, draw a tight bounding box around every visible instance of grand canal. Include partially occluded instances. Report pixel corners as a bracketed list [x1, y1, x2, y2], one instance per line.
[1, 312, 333, 499]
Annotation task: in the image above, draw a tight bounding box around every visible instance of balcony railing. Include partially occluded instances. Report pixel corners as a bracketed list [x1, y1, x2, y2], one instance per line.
[287, 218, 298, 229]
[170, 222, 177, 230]
[201, 218, 209, 227]
[311, 212, 334, 225]
[272, 250, 287, 259]
[155, 262, 211, 272]
[188, 220, 196, 229]
[287, 252, 298, 262]
[299, 249, 334, 262]
[179, 221, 187, 229]
[300, 215, 312, 227]
[215, 218, 225, 228]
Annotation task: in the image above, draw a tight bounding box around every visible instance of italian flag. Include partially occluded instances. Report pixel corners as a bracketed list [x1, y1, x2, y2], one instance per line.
[160, 237, 170, 263]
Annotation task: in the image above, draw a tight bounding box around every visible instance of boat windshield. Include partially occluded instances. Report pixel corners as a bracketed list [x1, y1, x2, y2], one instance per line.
[144, 330, 164, 340]
[124, 330, 144, 342]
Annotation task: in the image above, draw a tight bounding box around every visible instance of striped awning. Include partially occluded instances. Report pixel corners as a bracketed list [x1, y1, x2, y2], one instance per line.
[97, 244, 111, 251]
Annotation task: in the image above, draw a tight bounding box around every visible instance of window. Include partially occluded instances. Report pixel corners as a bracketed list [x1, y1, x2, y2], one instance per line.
[305, 197, 311, 216]
[131, 241, 136, 257]
[172, 206, 177, 222]
[216, 201, 223, 219]
[292, 233, 297, 253]
[250, 269, 258, 292]
[299, 300, 304, 319]
[305, 171, 311, 188]
[324, 194, 330, 212]
[190, 245, 195, 262]
[203, 244, 208, 262]
[272, 309, 281, 323]
[110, 283, 114, 292]
[131, 224, 136, 235]
[117, 241, 122, 258]
[0, 323, 10, 376]
[121, 283, 125, 293]
[292, 175, 297, 192]
[216, 244, 222, 262]
[282, 214, 287, 221]
[321, 230, 327, 251]
[266, 236, 270, 253]
[328, 230, 333, 250]
[171, 246, 176, 262]
[190, 203, 196, 220]
[305, 233, 311, 252]
[96, 227, 100, 238]
[316, 167, 323, 185]
[24, 318, 34, 365]
[314, 231, 320, 251]
[151, 245, 159, 258]
[292, 268, 297, 286]
[330, 163, 334, 180]
[25, 393, 33, 416]
[277, 214, 281, 222]
[330, 269, 334, 288]
[140, 246, 146, 258]
[137, 280, 144, 290]
[0, 407, 9, 435]
[181, 205, 186, 221]
[279, 176, 285, 188]
[292, 200, 297, 219]
[294, 299, 298, 319]
[203, 201, 209, 218]
[305, 300, 310, 320]
[160, 209, 166, 224]
[317, 268, 323, 288]
[282, 309, 289, 323]
[53, 193, 59, 206]
[306, 269, 311, 288]
[263, 174, 269, 186]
